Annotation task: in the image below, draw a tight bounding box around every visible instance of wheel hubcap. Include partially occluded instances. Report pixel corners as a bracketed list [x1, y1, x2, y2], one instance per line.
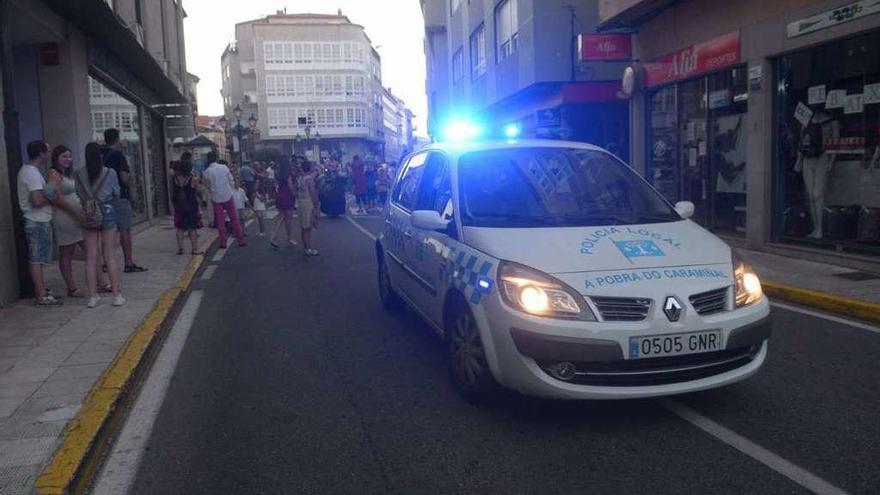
[451, 313, 484, 387]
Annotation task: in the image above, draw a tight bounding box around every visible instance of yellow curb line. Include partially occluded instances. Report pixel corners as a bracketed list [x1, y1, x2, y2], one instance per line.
[763, 279, 880, 325]
[34, 232, 219, 495]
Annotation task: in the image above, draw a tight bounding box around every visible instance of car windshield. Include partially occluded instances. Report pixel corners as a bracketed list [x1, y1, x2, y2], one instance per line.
[457, 147, 680, 228]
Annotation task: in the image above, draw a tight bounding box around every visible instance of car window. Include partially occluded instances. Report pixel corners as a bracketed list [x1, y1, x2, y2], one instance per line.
[458, 147, 679, 227]
[415, 152, 448, 212]
[392, 153, 428, 210]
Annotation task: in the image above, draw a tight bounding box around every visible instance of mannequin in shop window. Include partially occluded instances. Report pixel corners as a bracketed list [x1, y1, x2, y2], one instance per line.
[795, 111, 840, 239]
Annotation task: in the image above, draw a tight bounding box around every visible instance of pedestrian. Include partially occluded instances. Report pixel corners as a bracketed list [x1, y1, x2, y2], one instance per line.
[47, 145, 85, 298]
[376, 161, 392, 207]
[239, 160, 256, 203]
[232, 177, 248, 234]
[202, 150, 246, 249]
[252, 186, 267, 236]
[269, 156, 297, 249]
[350, 155, 367, 214]
[171, 158, 203, 255]
[365, 160, 378, 211]
[17, 141, 66, 305]
[296, 160, 320, 256]
[102, 128, 147, 273]
[76, 142, 124, 308]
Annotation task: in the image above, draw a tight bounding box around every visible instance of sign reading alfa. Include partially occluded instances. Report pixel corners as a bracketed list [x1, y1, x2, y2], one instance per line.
[643, 32, 740, 88]
[787, 0, 880, 38]
[579, 34, 632, 61]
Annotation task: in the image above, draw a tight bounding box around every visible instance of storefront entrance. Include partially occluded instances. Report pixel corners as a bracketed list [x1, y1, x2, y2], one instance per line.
[647, 66, 749, 236]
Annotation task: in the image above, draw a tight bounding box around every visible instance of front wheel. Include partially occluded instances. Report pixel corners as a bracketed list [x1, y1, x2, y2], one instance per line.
[378, 255, 403, 311]
[446, 299, 500, 402]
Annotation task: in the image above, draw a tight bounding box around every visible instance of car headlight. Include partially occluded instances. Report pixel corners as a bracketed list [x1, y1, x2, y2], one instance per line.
[733, 257, 763, 307]
[498, 261, 596, 320]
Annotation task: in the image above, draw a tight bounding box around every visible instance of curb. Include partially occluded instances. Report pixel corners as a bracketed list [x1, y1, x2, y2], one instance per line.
[763, 280, 880, 325]
[34, 232, 218, 495]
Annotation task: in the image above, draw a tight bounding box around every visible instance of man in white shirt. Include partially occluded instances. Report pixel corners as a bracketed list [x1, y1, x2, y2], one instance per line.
[203, 151, 245, 248]
[17, 140, 61, 305]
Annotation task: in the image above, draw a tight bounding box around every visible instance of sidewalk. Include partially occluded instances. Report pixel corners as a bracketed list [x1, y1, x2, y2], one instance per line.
[0, 218, 213, 495]
[734, 247, 880, 321]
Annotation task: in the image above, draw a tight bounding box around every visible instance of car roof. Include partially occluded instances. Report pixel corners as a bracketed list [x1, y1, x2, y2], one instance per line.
[418, 139, 607, 161]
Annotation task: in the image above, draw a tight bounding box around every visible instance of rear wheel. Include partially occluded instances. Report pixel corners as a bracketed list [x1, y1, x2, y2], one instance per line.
[446, 298, 500, 401]
[378, 254, 403, 311]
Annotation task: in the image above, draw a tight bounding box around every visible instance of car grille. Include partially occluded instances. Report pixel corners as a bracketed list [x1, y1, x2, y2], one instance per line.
[590, 296, 652, 322]
[690, 287, 729, 315]
[538, 346, 759, 387]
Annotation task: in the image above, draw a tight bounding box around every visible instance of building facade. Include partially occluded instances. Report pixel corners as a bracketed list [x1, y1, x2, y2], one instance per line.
[381, 88, 416, 163]
[421, 0, 631, 157]
[0, 0, 194, 305]
[601, 0, 880, 266]
[222, 12, 400, 164]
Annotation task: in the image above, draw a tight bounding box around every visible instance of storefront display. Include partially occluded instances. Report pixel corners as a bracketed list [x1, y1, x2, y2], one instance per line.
[645, 32, 747, 236]
[776, 30, 880, 253]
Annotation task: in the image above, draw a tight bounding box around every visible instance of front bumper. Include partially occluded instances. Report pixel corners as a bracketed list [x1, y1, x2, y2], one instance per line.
[475, 293, 771, 400]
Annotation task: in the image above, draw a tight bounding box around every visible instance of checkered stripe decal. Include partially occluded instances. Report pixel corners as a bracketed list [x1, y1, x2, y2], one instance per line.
[440, 246, 496, 304]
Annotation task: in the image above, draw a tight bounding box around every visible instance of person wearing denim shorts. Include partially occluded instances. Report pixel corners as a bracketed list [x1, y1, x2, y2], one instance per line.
[17, 141, 61, 305]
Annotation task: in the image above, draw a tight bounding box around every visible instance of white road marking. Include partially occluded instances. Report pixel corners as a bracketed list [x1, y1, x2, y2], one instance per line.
[211, 248, 226, 262]
[770, 301, 880, 334]
[200, 265, 218, 280]
[346, 215, 377, 241]
[91, 291, 204, 495]
[662, 400, 849, 495]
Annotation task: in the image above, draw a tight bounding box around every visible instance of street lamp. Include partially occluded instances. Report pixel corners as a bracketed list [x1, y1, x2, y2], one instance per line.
[217, 116, 229, 160]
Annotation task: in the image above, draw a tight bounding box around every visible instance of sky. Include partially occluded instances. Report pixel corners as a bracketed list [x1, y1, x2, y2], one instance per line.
[182, 0, 428, 136]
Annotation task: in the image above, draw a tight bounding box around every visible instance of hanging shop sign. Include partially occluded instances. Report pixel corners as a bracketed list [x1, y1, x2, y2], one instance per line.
[643, 32, 740, 88]
[579, 34, 632, 61]
[786, 0, 880, 39]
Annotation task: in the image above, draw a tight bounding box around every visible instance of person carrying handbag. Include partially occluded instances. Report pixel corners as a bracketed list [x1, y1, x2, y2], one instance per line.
[75, 142, 125, 308]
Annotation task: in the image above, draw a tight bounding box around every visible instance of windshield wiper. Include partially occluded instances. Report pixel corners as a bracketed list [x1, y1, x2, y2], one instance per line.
[471, 214, 560, 226]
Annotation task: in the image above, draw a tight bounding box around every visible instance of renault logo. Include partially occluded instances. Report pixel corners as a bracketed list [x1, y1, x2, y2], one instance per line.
[664, 296, 683, 322]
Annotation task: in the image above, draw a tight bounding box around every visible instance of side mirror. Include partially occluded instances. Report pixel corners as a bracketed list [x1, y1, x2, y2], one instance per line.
[674, 201, 695, 220]
[411, 210, 449, 231]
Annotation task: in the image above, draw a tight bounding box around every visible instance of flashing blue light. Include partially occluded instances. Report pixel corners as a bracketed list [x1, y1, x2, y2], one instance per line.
[503, 123, 521, 139]
[477, 278, 493, 292]
[442, 121, 482, 142]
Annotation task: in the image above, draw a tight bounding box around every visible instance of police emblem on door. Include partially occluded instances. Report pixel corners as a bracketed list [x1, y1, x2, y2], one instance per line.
[664, 296, 683, 322]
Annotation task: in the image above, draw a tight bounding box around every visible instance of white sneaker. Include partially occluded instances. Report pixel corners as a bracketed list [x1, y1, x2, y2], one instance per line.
[113, 294, 126, 307]
[87, 296, 100, 308]
[288, 239, 299, 247]
[306, 248, 320, 256]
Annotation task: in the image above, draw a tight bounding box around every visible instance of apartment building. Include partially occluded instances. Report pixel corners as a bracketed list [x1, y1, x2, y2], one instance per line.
[421, 0, 630, 157]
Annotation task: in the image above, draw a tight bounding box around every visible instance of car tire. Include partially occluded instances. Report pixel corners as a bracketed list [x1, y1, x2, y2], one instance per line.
[446, 297, 501, 402]
[378, 254, 403, 311]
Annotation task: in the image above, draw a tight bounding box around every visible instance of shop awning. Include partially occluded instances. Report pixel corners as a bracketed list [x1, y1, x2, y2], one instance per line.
[597, 0, 677, 31]
[42, 0, 189, 106]
[483, 81, 626, 123]
[153, 103, 196, 139]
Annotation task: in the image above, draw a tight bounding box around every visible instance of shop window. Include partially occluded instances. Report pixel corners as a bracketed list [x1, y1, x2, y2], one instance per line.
[88, 76, 146, 222]
[648, 85, 679, 203]
[776, 31, 880, 254]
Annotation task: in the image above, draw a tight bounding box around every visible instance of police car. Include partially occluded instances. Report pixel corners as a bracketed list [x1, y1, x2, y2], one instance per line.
[376, 130, 770, 401]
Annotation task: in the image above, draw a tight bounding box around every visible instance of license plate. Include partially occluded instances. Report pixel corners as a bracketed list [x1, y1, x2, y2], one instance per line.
[628, 330, 722, 359]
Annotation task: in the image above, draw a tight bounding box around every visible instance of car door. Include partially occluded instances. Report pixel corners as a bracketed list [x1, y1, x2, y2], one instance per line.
[385, 152, 428, 302]
[407, 152, 454, 326]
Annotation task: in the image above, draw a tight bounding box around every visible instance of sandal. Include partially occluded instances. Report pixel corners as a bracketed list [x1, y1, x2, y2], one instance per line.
[67, 288, 85, 298]
[98, 284, 112, 293]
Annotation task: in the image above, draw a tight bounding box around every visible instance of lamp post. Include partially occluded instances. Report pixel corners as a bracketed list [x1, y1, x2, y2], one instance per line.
[248, 113, 258, 159]
[233, 104, 243, 163]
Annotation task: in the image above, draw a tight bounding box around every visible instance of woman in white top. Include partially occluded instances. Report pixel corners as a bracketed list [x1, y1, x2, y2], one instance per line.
[296, 160, 320, 256]
[47, 145, 84, 297]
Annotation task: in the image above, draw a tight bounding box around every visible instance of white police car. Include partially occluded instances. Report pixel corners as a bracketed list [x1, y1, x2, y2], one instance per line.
[376, 137, 770, 401]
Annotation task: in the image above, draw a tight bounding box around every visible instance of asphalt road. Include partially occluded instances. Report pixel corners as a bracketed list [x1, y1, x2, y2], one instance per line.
[129, 214, 880, 495]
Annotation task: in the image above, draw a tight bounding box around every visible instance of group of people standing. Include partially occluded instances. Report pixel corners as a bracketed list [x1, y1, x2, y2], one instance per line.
[169, 152, 320, 257]
[16, 128, 148, 308]
[349, 155, 396, 214]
